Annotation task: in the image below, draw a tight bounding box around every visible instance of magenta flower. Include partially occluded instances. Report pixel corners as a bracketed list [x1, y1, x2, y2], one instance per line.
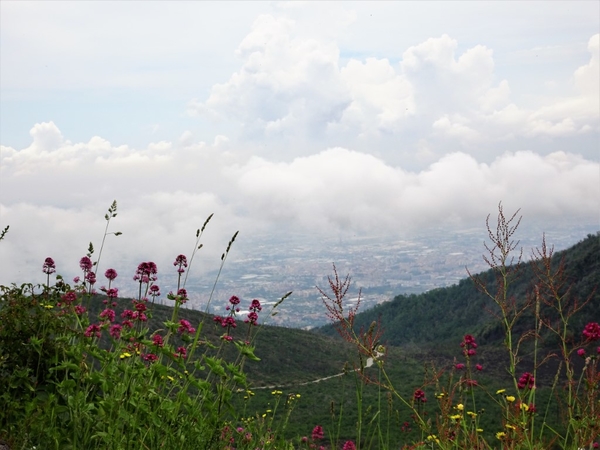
[61, 291, 77, 305]
[476, 364, 483, 371]
[79, 256, 93, 272]
[455, 363, 465, 370]
[583, 322, 600, 341]
[311, 425, 324, 441]
[99, 308, 116, 322]
[343, 441, 357, 450]
[173, 254, 188, 273]
[413, 389, 427, 403]
[250, 299, 262, 312]
[152, 334, 164, 347]
[85, 271, 97, 285]
[84, 324, 101, 338]
[104, 268, 118, 280]
[577, 348, 586, 357]
[42, 257, 56, 275]
[518, 372, 535, 390]
[229, 295, 241, 306]
[143, 353, 159, 363]
[175, 346, 187, 359]
[109, 324, 122, 339]
[178, 319, 196, 335]
[134, 261, 158, 282]
[150, 284, 161, 297]
[74, 305, 86, 315]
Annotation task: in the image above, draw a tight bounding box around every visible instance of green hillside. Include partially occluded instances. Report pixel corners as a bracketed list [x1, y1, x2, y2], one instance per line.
[315, 232, 600, 352]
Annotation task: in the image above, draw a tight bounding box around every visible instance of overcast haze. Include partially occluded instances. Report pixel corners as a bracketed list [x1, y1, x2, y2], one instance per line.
[1, 1, 599, 287]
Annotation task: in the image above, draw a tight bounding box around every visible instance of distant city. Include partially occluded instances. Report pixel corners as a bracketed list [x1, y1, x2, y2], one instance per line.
[167, 221, 598, 329]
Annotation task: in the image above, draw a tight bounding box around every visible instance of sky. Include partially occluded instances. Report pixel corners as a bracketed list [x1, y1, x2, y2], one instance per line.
[1, 1, 599, 288]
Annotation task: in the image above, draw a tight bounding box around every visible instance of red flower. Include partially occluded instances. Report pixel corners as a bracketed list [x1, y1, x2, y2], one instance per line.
[413, 389, 427, 402]
[311, 425, 324, 441]
[583, 322, 600, 341]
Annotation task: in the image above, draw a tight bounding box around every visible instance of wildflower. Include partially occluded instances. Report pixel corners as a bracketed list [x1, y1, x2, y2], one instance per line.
[455, 363, 465, 370]
[104, 268, 118, 280]
[221, 335, 233, 342]
[467, 411, 477, 418]
[173, 254, 188, 273]
[465, 379, 478, 387]
[271, 390, 283, 395]
[109, 324, 122, 339]
[250, 298, 262, 312]
[426, 435, 440, 444]
[517, 372, 535, 390]
[79, 256, 93, 272]
[105, 287, 119, 298]
[435, 392, 446, 399]
[40, 303, 53, 309]
[99, 308, 116, 322]
[229, 295, 241, 306]
[583, 322, 600, 341]
[506, 396, 516, 402]
[120, 352, 132, 359]
[84, 324, 101, 338]
[42, 257, 56, 275]
[577, 348, 586, 357]
[175, 346, 187, 359]
[475, 363, 483, 371]
[143, 353, 158, 363]
[456, 403, 464, 411]
[178, 319, 196, 335]
[122, 320, 133, 328]
[312, 425, 324, 441]
[342, 441, 356, 450]
[413, 389, 427, 403]
[134, 261, 158, 283]
[450, 414, 461, 420]
[505, 424, 516, 430]
[301, 437, 308, 443]
[74, 305, 86, 315]
[149, 284, 161, 297]
[177, 288, 188, 303]
[496, 389, 506, 394]
[476, 428, 483, 433]
[150, 334, 163, 347]
[85, 271, 97, 285]
[496, 431, 506, 440]
[73, 276, 80, 283]
[245, 311, 259, 326]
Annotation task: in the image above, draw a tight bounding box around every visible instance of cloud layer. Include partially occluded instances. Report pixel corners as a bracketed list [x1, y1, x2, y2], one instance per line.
[1, 4, 599, 289]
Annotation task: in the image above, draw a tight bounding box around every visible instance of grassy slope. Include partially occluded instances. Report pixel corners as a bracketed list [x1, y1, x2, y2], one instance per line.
[84, 232, 598, 445]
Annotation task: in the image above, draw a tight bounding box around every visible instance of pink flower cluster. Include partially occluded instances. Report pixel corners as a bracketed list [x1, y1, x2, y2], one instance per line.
[518, 372, 535, 390]
[583, 322, 600, 341]
[413, 388, 427, 403]
[178, 319, 196, 335]
[42, 257, 56, 275]
[460, 334, 478, 357]
[173, 254, 188, 274]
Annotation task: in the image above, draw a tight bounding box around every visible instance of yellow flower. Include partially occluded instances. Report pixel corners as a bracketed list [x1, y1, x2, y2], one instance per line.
[120, 352, 132, 359]
[520, 403, 529, 411]
[496, 431, 506, 440]
[449, 414, 461, 420]
[435, 392, 446, 399]
[167, 376, 175, 382]
[476, 428, 483, 433]
[467, 411, 477, 418]
[271, 390, 283, 395]
[296, 394, 301, 398]
[505, 424, 516, 430]
[506, 395, 516, 402]
[456, 403, 464, 411]
[496, 389, 506, 395]
[426, 435, 440, 444]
